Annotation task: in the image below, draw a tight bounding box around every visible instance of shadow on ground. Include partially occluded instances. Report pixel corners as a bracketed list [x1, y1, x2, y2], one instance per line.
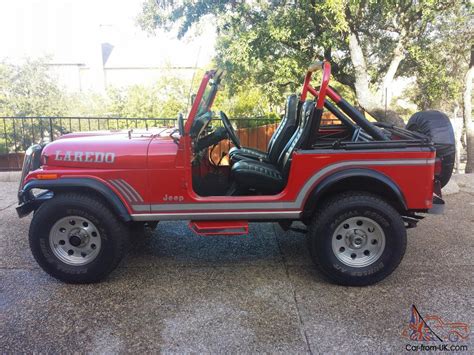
[1, 177, 473, 352]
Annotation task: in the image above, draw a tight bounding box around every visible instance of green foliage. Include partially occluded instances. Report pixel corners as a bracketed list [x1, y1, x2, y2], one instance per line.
[212, 84, 279, 128]
[138, 0, 469, 115]
[0, 58, 67, 116]
[0, 59, 69, 153]
[105, 75, 189, 118]
[66, 92, 109, 117]
[406, 3, 472, 111]
[138, 0, 335, 106]
[0, 59, 280, 153]
[214, 86, 275, 117]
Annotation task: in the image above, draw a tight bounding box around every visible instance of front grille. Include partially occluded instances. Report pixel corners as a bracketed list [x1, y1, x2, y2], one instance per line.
[18, 144, 43, 194]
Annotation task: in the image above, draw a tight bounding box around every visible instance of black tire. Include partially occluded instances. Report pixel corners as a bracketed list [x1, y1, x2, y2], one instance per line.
[407, 110, 455, 187]
[29, 193, 129, 283]
[307, 192, 407, 286]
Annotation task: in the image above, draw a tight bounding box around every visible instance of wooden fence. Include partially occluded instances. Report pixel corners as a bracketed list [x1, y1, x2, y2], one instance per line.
[210, 111, 338, 165]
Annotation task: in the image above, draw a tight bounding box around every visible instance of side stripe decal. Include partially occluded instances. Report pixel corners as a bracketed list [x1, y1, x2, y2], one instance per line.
[117, 179, 144, 202]
[109, 179, 144, 203]
[130, 158, 434, 213]
[131, 211, 300, 221]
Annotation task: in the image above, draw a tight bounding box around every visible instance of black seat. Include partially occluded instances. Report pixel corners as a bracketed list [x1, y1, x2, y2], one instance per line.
[229, 94, 299, 164]
[232, 100, 320, 194]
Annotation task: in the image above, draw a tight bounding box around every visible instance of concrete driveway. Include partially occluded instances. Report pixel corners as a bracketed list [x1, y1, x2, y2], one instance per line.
[1, 176, 473, 352]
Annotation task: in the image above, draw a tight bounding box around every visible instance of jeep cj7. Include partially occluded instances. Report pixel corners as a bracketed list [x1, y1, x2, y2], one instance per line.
[17, 61, 455, 285]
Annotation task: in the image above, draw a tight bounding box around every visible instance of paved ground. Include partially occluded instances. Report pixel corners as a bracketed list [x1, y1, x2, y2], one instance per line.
[1, 176, 473, 353]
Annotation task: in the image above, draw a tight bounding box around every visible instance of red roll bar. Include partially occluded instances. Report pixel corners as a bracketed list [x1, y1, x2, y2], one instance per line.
[300, 61, 341, 106]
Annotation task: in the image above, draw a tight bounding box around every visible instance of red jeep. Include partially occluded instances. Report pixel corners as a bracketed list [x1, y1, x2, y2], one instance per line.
[17, 61, 455, 285]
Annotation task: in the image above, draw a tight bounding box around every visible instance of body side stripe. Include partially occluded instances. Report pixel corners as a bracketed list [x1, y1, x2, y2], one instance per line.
[131, 211, 300, 221]
[132, 158, 434, 213]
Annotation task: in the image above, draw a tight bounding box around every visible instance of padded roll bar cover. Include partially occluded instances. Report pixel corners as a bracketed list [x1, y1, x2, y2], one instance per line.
[338, 98, 388, 141]
[308, 61, 324, 72]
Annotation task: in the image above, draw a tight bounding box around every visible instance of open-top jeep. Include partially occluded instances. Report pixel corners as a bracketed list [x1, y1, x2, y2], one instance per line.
[17, 61, 455, 285]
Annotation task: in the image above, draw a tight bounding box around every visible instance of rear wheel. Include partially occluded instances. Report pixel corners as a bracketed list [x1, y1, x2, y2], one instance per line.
[307, 192, 406, 286]
[29, 193, 129, 283]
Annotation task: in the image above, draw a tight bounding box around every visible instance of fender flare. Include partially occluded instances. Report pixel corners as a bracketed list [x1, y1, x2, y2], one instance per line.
[19, 178, 132, 222]
[302, 168, 407, 216]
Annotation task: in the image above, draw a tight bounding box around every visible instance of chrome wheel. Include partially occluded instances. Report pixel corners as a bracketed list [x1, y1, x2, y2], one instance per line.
[331, 216, 385, 268]
[49, 216, 102, 265]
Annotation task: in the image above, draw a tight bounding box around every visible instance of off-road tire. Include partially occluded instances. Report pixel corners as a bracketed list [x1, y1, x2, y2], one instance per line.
[29, 193, 129, 283]
[307, 192, 407, 286]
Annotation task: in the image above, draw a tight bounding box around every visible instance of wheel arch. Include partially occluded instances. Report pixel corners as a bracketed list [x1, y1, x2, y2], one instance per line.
[302, 168, 407, 219]
[20, 178, 132, 222]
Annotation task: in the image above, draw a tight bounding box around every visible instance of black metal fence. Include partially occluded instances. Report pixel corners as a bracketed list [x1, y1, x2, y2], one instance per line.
[0, 116, 279, 170]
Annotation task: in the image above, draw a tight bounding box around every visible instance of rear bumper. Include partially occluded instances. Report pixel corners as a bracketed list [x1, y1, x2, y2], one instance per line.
[428, 195, 445, 215]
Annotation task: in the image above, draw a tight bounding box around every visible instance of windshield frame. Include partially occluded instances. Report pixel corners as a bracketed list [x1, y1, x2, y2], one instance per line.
[184, 70, 223, 134]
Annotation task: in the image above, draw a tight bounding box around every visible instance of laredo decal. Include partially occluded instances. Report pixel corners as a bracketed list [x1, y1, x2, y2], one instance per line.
[55, 150, 115, 163]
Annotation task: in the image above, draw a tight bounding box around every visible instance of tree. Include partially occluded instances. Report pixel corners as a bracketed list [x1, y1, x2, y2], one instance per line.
[403, 3, 473, 172]
[406, 3, 472, 112]
[105, 74, 190, 118]
[0, 58, 68, 152]
[464, 46, 474, 173]
[138, 0, 462, 126]
[0, 58, 67, 116]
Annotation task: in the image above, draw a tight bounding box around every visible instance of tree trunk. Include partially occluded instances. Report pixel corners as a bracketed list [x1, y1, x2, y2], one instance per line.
[380, 34, 405, 107]
[453, 104, 463, 174]
[464, 46, 474, 173]
[348, 31, 405, 127]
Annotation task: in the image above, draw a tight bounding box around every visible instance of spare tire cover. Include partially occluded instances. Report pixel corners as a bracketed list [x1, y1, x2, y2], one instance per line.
[406, 110, 455, 188]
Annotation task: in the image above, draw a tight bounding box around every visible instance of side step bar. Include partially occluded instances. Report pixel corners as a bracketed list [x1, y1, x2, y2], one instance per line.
[189, 220, 249, 236]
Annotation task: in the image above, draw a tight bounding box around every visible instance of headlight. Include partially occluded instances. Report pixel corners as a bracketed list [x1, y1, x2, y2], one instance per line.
[18, 144, 43, 194]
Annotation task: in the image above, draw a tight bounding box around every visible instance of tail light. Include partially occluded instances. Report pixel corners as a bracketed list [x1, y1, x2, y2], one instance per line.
[433, 158, 443, 197]
[434, 157, 442, 176]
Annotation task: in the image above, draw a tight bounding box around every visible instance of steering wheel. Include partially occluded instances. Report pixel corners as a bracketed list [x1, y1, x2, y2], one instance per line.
[219, 111, 241, 149]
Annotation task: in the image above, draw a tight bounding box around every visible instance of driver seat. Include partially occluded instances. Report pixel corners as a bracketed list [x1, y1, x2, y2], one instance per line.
[228, 94, 300, 164]
[231, 100, 320, 194]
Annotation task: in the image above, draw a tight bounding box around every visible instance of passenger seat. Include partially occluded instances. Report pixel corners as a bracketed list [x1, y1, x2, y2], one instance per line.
[228, 94, 300, 164]
[231, 100, 320, 194]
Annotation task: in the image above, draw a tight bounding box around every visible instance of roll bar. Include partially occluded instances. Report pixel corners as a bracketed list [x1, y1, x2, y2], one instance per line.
[300, 61, 387, 141]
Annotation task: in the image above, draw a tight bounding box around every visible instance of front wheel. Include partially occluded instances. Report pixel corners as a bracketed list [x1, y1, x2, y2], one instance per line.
[307, 192, 407, 286]
[29, 193, 129, 283]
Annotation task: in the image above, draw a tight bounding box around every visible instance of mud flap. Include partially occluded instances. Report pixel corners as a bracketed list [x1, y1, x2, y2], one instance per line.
[428, 195, 445, 215]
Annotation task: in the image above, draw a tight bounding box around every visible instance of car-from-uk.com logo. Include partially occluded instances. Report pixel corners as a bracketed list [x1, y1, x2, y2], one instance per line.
[401, 305, 470, 352]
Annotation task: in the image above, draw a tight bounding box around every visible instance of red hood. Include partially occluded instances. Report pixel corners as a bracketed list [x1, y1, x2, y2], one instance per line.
[42, 128, 176, 169]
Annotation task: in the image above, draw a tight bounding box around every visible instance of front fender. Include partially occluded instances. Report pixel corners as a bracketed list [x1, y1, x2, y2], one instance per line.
[17, 178, 131, 222]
